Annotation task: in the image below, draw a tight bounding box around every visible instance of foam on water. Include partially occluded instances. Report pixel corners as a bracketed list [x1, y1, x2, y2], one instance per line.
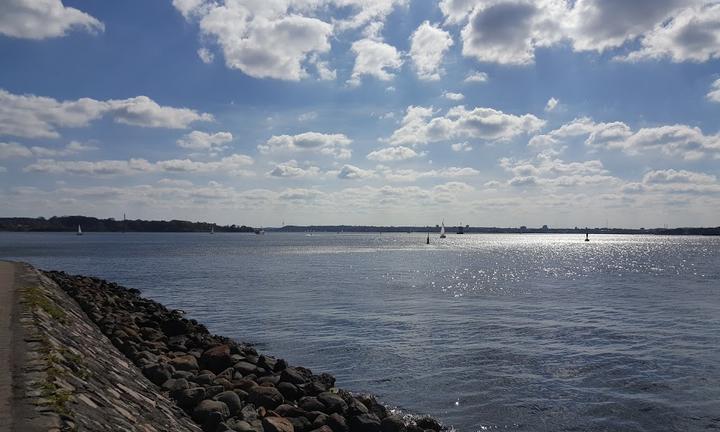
[1, 232, 719, 431]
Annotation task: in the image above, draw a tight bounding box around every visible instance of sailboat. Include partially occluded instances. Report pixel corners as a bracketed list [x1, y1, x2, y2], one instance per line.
[210, 225, 214, 234]
[76, 225, 83, 236]
[439, 221, 446, 239]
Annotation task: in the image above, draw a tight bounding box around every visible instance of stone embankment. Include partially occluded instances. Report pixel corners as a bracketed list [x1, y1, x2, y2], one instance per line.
[40, 269, 445, 432]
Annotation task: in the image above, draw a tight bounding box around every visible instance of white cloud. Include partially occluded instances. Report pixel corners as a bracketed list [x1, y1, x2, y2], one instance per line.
[501, 154, 617, 188]
[348, 38, 403, 86]
[707, 79, 720, 103]
[444, 0, 717, 65]
[451, 142, 472, 152]
[258, 132, 352, 159]
[387, 105, 545, 146]
[197, 48, 214, 63]
[409, 21, 453, 81]
[643, 169, 717, 185]
[443, 92, 465, 101]
[337, 164, 374, 180]
[0, 0, 103, 40]
[298, 111, 318, 122]
[177, 131, 233, 151]
[0, 141, 96, 159]
[0, 142, 33, 159]
[464, 71, 488, 83]
[366, 146, 420, 162]
[23, 153, 254, 176]
[545, 97, 559, 112]
[174, 1, 406, 81]
[267, 160, 321, 178]
[381, 166, 479, 182]
[460, 0, 565, 65]
[0, 89, 213, 139]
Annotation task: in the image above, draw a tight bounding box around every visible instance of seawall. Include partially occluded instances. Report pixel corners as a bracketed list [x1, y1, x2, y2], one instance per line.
[0, 261, 444, 432]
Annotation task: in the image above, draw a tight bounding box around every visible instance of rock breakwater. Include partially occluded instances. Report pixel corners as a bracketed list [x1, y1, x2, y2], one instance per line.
[45, 270, 445, 432]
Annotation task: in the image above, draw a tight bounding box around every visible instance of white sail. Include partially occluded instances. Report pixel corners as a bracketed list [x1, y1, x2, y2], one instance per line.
[77, 225, 83, 235]
[440, 221, 446, 238]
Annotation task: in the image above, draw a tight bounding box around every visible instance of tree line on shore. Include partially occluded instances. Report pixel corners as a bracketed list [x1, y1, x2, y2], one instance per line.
[0, 216, 254, 232]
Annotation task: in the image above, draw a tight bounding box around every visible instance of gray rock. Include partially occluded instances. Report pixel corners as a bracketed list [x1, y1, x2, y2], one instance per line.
[299, 396, 326, 412]
[176, 387, 206, 410]
[227, 419, 255, 432]
[196, 373, 216, 385]
[414, 417, 441, 431]
[170, 354, 199, 371]
[277, 382, 301, 401]
[235, 361, 258, 376]
[202, 344, 234, 373]
[312, 413, 328, 429]
[206, 384, 225, 399]
[214, 391, 243, 416]
[143, 363, 174, 385]
[248, 386, 284, 410]
[281, 368, 307, 385]
[327, 413, 348, 432]
[262, 416, 295, 432]
[349, 414, 381, 432]
[288, 416, 312, 432]
[318, 392, 348, 414]
[162, 377, 190, 392]
[380, 416, 405, 432]
[193, 399, 230, 423]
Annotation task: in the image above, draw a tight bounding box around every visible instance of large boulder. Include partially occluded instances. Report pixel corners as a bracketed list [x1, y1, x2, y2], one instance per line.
[192, 399, 230, 423]
[263, 416, 295, 432]
[281, 368, 308, 385]
[318, 392, 347, 414]
[380, 416, 405, 432]
[170, 354, 200, 371]
[326, 413, 348, 432]
[142, 363, 174, 386]
[414, 417, 441, 431]
[214, 390, 244, 417]
[348, 414, 381, 432]
[175, 387, 206, 410]
[202, 345, 234, 373]
[299, 397, 326, 412]
[248, 386, 285, 410]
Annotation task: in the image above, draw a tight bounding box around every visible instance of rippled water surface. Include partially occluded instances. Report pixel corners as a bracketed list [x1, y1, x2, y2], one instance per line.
[2, 232, 719, 431]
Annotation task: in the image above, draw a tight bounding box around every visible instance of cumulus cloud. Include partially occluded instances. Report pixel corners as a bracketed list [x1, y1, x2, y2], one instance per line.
[23, 154, 254, 176]
[0, 89, 213, 139]
[707, 79, 720, 103]
[0, 0, 103, 40]
[366, 146, 421, 162]
[197, 48, 215, 64]
[501, 153, 617, 188]
[451, 142, 472, 152]
[464, 71, 489, 83]
[173, 0, 405, 81]
[267, 160, 321, 178]
[443, 92, 465, 101]
[177, 131, 233, 151]
[530, 117, 720, 160]
[460, 0, 565, 65]
[380, 166, 479, 182]
[615, 3, 720, 62]
[337, 164, 375, 180]
[409, 21, 453, 80]
[642, 169, 717, 185]
[443, 0, 716, 65]
[258, 132, 352, 159]
[387, 105, 545, 146]
[0, 141, 96, 159]
[545, 97, 559, 112]
[348, 38, 403, 86]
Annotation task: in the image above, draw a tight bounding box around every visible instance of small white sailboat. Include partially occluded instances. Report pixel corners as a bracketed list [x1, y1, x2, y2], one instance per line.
[210, 225, 214, 234]
[439, 221, 446, 239]
[76, 225, 83, 236]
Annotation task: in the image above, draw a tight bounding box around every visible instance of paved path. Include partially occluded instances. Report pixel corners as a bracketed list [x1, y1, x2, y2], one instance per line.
[0, 261, 17, 431]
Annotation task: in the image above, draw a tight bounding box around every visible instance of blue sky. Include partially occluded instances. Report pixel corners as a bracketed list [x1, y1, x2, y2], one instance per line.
[1, 0, 720, 228]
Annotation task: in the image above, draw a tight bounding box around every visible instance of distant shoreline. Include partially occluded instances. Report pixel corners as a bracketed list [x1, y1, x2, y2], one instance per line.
[1, 216, 719, 235]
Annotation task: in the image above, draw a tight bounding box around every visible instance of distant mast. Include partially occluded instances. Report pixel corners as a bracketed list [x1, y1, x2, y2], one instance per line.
[439, 220, 446, 239]
[77, 225, 83, 236]
[585, 228, 590, 242]
[211, 224, 215, 234]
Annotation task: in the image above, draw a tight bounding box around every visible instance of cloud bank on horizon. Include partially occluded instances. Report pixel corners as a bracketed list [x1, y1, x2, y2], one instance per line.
[1, 0, 719, 227]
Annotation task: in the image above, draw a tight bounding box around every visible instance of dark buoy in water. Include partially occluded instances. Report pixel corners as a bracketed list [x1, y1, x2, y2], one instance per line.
[585, 229, 590, 242]
[426, 232, 430, 244]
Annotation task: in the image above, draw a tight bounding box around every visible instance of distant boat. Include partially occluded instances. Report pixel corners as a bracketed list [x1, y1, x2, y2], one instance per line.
[585, 230, 590, 242]
[76, 225, 83, 236]
[254, 227, 265, 235]
[457, 223, 464, 235]
[440, 221, 446, 239]
[210, 225, 214, 234]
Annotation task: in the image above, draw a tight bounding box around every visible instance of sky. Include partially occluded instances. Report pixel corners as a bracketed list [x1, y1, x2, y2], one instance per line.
[1, 0, 720, 228]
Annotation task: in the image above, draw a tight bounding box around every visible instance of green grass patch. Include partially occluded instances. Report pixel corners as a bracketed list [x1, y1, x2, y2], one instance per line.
[23, 286, 67, 323]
